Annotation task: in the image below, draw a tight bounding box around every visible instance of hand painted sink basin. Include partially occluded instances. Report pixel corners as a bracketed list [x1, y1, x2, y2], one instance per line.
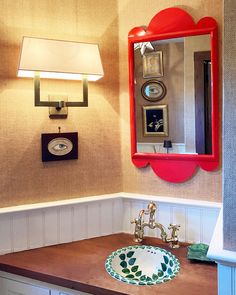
[105, 245, 180, 285]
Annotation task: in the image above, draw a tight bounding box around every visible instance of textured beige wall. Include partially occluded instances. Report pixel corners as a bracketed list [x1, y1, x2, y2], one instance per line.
[0, 0, 222, 208]
[119, 0, 222, 202]
[0, 0, 122, 207]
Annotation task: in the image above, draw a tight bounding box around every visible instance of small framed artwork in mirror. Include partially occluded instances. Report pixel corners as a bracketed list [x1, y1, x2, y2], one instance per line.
[41, 132, 78, 162]
[143, 105, 168, 136]
[143, 51, 163, 78]
[141, 80, 167, 102]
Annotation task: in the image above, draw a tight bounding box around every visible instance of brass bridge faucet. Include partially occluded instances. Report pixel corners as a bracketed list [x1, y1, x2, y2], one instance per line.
[131, 201, 180, 248]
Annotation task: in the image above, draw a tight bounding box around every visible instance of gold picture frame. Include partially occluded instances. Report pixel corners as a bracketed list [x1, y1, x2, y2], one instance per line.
[143, 105, 168, 136]
[143, 51, 163, 78]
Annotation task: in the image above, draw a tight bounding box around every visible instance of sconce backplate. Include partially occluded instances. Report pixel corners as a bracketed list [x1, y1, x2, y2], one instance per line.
[48, 95, 68, 119]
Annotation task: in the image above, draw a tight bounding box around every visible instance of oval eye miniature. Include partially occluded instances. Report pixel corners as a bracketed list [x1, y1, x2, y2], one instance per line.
[48, 138, 73, 156]
[141, 80, 167, 102]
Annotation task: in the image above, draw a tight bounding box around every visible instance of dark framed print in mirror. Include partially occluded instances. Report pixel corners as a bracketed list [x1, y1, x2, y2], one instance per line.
[141, 80, 167, 102]
[143, 105, 168, 136]
[128, 7, 219, 183]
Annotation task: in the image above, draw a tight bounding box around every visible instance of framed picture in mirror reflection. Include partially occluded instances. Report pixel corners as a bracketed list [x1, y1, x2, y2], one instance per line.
[143, 105, 168, 136]
[141, 80, 167, 102]
[143, 51, 163, 78]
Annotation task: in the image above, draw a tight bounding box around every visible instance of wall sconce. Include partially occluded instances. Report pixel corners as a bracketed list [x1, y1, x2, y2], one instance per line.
[17, 37, 104, 118]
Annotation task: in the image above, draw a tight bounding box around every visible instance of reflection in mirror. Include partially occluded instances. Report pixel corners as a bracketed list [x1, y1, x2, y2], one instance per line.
[134, 35, 211, 155]
[141, 80, 167, 102]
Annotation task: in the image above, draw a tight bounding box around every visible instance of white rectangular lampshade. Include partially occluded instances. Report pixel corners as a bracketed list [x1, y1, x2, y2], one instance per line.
[18, 37, 104, 81]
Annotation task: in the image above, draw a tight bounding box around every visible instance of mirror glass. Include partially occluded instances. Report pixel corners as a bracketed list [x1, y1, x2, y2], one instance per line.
[134, 35, 212, 155]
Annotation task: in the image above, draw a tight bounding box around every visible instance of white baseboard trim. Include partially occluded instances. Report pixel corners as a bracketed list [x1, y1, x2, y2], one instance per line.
[0, 193, 222, 254]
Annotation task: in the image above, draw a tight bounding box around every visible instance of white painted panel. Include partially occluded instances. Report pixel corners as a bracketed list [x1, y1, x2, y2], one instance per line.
[0, 272, 90, 295]
[131, 200, 144, 217]
[186, 207, 201, 243]
[59, 207, 73, 244]
[234, 266, 236, 295]
[0, 215, 12, 254]
[157, 204, 171, 239]
[112, 198, 123, 233]
[172, 206, 186, 242]
[123, 200, 131, 233]
[73, 204, 88, 241]
[72, 204, 87, 241]
[201, 208, 219, 244]
[87, 202, 100, 238]
[100, 200, 113, 236]
[218, 263, 234, 295]
[0, 277, 50, 295]
[42, 287, 90, 295]
[28, 210, 44, 249]
[12, 212, 28, 252]
[57, 291, 90, 295]
[44, 208, 58, 246]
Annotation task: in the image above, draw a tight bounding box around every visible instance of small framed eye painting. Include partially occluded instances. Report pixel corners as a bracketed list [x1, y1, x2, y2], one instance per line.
[143, 105, 168, 136]
[41, 132, 78, 162]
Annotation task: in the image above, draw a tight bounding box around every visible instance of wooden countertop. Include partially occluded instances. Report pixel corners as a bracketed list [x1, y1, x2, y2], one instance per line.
[0, 234, 217, 295]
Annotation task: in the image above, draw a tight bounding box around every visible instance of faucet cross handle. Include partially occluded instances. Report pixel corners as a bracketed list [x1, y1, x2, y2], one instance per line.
[131, 218, 138, 225]
[168, 224, 180, 249]
[168, 224, 180, 235]
[169, 223, 180, 229]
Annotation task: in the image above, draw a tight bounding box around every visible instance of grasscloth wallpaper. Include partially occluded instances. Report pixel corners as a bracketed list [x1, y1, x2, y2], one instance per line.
[0, 0, 122, 207]
[0, 0, 222, 208]
[223, 0, 236, 250]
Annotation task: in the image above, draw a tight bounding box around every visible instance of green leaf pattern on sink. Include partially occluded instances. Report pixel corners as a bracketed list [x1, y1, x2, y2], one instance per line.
[105, 245, 180, 286]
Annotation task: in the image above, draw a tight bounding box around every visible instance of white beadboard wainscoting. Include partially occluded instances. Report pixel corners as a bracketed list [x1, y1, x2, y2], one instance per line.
[0, 193, 221, 255]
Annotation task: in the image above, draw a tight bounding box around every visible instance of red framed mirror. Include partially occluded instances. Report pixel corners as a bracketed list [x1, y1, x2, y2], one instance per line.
[128, 7, 219, 183]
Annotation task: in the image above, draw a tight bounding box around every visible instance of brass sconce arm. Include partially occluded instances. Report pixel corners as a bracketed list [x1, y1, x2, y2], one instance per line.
[34, 72, 88, 111]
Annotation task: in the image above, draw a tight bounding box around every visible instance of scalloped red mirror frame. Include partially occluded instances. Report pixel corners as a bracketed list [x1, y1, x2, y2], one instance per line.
[128, 7, 219, 183]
